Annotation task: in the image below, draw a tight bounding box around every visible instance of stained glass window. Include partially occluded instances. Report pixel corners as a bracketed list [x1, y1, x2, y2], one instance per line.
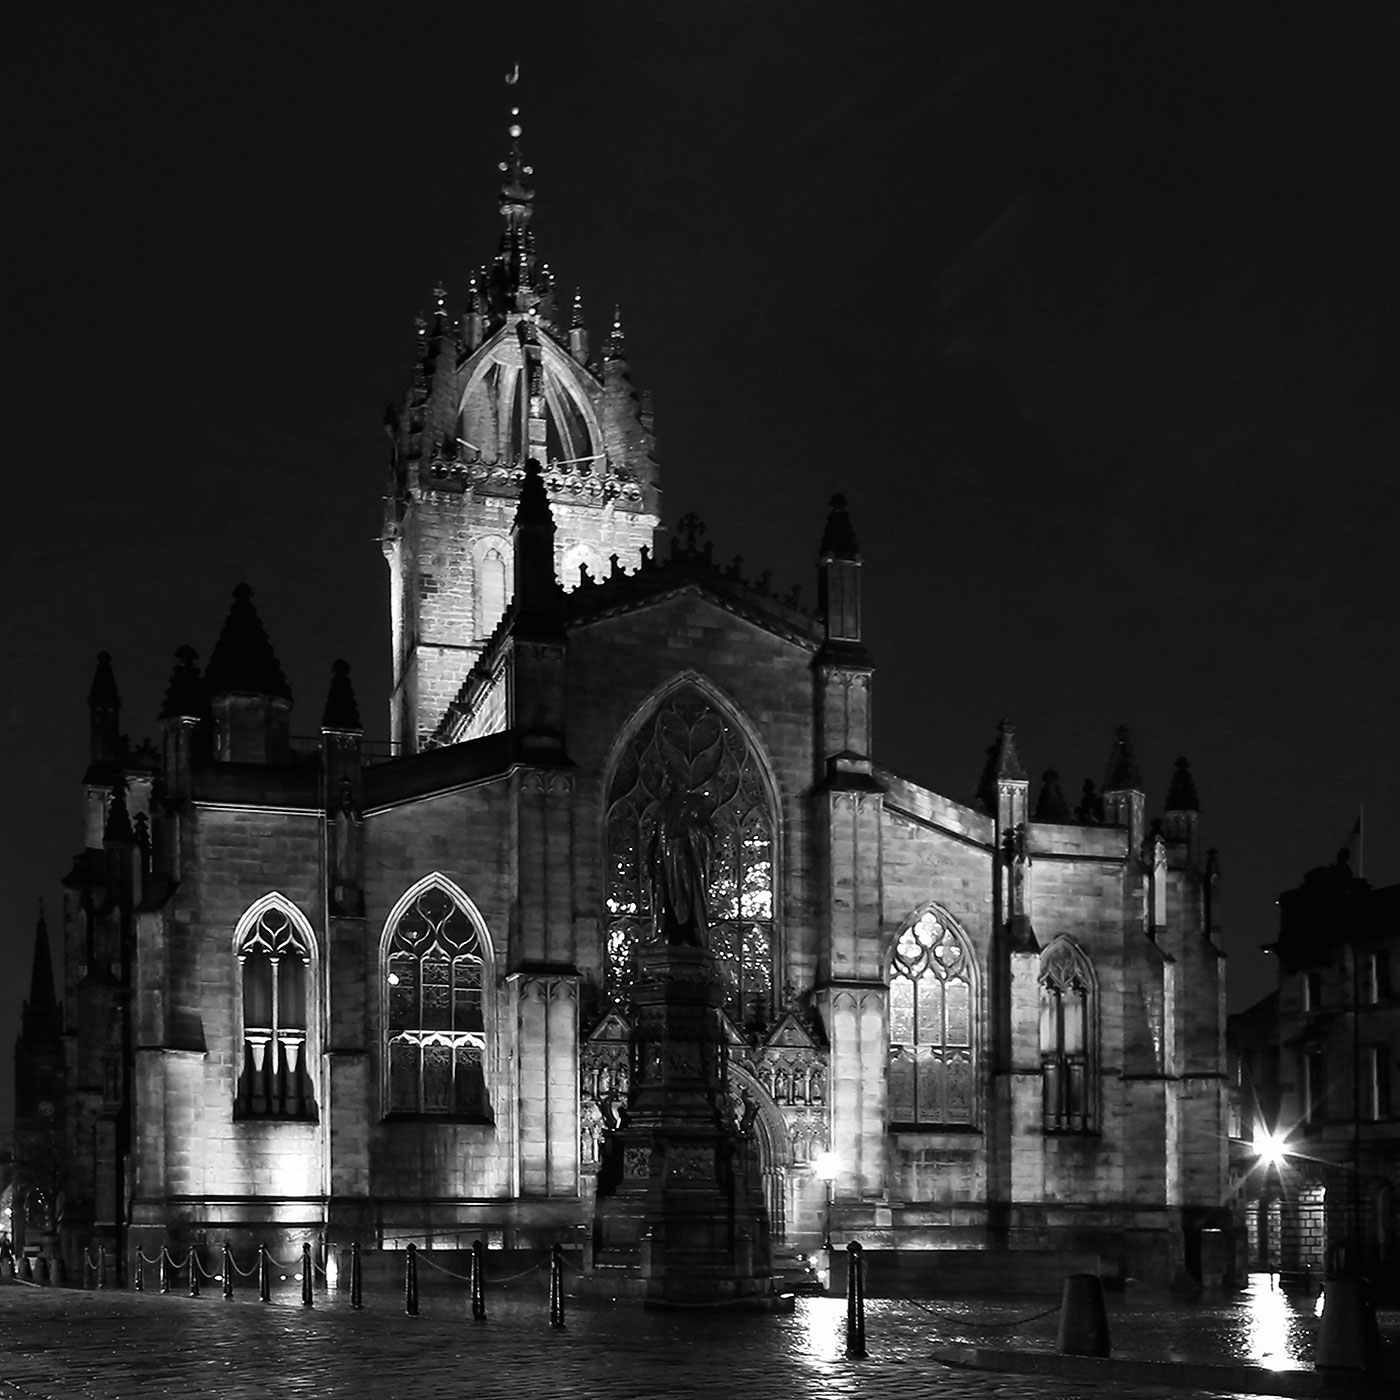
[605, 686, 775, 1029]
[384, 883, 491, 1119]
[887, 908, 977, 1127]
[1040, 939, 1096, 1133]
[235, 899, 316, 1119]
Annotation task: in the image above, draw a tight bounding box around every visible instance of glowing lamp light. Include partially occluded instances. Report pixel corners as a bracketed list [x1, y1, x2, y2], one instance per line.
[1257, 1128, 1289, 1169]
[812, 1151, 839, 1182]
[387, 973, 401, 986]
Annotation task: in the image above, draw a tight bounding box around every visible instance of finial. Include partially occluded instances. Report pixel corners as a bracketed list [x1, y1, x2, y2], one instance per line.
[1103, 724, 1143, 791]
[606, 306, 626, 361]
[993, 719, 1027, 781]
[321, 658, 363, 732]
[818, 493, 860, 558]
[160, 644, 204, 721]
[1165, 756, 1200, 812]
[1033, 769, 1071, 823]
[676, 513, 707, 553]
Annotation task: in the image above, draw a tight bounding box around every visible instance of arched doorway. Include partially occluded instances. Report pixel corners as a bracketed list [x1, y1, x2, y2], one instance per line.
[728, 1064, 791, 1243]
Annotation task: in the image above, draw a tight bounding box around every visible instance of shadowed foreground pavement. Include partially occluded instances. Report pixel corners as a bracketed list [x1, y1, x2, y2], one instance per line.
[1, 1274, 1396, 1399]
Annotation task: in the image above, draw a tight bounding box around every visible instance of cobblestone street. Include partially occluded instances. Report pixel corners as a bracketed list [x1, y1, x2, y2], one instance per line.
[3, 1276, 1396, 1400]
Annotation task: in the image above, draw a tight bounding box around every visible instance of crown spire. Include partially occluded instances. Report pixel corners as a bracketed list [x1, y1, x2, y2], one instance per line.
[492, 63, 541, 318]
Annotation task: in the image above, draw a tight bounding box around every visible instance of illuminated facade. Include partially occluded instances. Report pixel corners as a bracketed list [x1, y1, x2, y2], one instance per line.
[1229, 855, 1399, 1287]
[33, 101, 1230, 1289]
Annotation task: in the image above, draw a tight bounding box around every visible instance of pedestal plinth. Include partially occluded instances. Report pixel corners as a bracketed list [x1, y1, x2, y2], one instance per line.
[591, 942, 773, 1304]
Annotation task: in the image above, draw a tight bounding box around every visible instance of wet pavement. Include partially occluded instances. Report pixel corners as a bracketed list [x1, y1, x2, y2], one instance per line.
[1, 1272, 1396, 1399]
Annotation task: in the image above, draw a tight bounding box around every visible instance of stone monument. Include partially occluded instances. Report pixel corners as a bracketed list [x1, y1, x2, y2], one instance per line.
[589, 791, 775, 1304]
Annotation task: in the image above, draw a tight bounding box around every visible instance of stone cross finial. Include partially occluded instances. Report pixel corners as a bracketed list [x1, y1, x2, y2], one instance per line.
[676, 513, 707, 553]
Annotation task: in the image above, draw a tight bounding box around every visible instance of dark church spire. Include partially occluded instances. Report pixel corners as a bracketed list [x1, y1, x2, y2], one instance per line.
[87, 650, 122, 771]
[205, 585, 292, 701]
[22, 904, 61, 1041]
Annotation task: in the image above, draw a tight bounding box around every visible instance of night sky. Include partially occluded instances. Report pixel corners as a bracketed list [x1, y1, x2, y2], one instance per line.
[5, 5, 1398, 1131]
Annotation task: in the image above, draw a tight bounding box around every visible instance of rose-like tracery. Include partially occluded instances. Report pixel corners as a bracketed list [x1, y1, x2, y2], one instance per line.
[605, 686, 774, 1028]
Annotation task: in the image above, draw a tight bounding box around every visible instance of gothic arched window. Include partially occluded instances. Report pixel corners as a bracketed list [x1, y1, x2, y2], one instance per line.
[887, 908, 977, 1128]
[235, 896, 316, 1120]
[605, 685, 775, 1030]
[383, 880, 492, 1120]
[1040, 938, 1097, 1133]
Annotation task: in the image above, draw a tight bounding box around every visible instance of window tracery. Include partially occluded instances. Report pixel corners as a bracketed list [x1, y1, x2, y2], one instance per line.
[235, 898, 316, 1120]
[1040, 938, 1097, 1133]
[604, 686, 775, 1029]
[384, 882, 491, 1119]
[887, 908, 977, 1128]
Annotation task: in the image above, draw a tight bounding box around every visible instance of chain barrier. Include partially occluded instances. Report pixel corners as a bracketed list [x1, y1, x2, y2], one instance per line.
[414, 1252, 476, 1284]
[908, 1297, 1061, 1331]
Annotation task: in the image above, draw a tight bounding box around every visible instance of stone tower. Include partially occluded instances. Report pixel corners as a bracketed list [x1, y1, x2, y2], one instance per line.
[382, 81, 661, 753]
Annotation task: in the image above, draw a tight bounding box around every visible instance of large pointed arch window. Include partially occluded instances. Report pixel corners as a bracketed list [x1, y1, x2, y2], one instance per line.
[235, 897, 316, 1120]
[605, 685, 775, 1030]
[1040, 938, 1097, 1133]
[888, 908, 977, 1127]
[383, 881, 492, 1120]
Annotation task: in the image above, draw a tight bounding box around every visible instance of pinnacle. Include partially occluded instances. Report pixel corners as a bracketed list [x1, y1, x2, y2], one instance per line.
[103, 779, 135, 845]
[321, 659, 363, 732]
[1033, 769, 1071, 823]
[88, 650, 120, 711]
[516, 457, 553, 527]
[205, 584, 293, 702]
[819, 494, 860, 559]
[1102, 724, 1143, 792]
[1165, 756, 1201, 812]
[159, 645, 204, 721]
[606, 306, 627, 361]
[993, 719, 1027, 781]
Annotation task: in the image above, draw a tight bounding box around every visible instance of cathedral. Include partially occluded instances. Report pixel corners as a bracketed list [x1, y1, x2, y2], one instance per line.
[18, 98, 1230, 1290]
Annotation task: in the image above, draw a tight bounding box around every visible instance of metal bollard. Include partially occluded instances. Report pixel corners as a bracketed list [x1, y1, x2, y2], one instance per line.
[302, 1242, 314, 1307]
[845, 1240, 867, 1359]
[350, 1241, 363, 1310]
[222, 1243, 234, 1299]
[258, 1244, 271, 1303]
[470, 1238, 487, 1322]
[134, 1251, 143, 1292]
[405, 1243, 419, 1316]
[189, 1249, 201, 1298]
[160, 1248, 171, 1293]
[549, 1243, 565, 1330]
[97, 1247, 107, 1290]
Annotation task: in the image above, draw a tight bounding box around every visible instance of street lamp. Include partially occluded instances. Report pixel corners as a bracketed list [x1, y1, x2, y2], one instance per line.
[1256, 1127, 1289, 1171]
[813, 1151, 838, 1251]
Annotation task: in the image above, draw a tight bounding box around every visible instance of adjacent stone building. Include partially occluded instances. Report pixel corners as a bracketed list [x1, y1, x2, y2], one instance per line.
[1230, 852, 1399, 1289]
[21, 100, 1230, 1289]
